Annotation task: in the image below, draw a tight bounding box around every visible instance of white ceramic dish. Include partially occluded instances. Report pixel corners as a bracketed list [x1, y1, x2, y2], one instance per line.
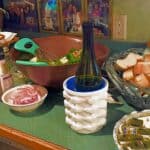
[113, 110, 150, 150]
[1, 84, 48, 113]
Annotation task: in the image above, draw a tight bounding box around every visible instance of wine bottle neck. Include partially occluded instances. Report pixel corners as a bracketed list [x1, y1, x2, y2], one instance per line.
[82, 25, 96, 59]
[75, 21, 102, 92]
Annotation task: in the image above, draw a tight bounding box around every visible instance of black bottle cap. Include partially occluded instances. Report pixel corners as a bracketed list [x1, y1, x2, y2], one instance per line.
[0, 47, 5, 60]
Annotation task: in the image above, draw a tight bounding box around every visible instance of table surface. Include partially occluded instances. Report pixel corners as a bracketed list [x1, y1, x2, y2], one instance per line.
[0, 88, 135, 150]
[0, 39, 146, 150]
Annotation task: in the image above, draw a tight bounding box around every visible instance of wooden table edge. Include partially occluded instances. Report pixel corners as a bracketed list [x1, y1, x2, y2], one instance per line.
[0, 124, 69, 150]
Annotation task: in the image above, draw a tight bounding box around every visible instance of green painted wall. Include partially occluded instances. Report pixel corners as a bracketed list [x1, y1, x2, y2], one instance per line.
[113, 0, 150, 42]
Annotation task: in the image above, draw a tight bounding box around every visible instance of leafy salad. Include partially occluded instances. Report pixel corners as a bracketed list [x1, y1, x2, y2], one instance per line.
[30, 48, 82, 66]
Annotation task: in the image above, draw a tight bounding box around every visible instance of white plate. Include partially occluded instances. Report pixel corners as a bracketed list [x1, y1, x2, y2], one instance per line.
[113, 110, 150, 150]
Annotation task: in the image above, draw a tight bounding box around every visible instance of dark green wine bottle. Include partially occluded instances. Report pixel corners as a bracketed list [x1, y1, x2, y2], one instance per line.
[75, 21, 102, 92]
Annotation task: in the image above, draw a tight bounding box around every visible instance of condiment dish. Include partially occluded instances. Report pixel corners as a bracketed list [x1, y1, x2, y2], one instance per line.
[1, 84, 48, 113]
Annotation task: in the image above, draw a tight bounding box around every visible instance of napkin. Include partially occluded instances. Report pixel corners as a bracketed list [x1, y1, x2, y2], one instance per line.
[0, 31, 17, 42]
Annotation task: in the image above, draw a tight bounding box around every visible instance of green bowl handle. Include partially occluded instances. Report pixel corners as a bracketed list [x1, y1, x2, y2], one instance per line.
[16, 60, 49, 66]
[14, 38, 39, 56]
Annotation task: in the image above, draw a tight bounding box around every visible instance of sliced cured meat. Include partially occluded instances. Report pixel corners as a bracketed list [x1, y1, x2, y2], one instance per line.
[8, 85, 41, 105]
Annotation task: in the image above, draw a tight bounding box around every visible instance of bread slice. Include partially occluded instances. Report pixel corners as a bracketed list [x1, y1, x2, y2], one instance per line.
[142, 62, 150, 74]
[116, 59, 128, 70]
[144, 54, 150, 62]
[146, 74, 150, 80]
[133, 61, 143, 75]
[134, 74, 150, 88]
[116, 52, 143, 70]
[134, 53, 143, 61]
[123, 68, 134, 81]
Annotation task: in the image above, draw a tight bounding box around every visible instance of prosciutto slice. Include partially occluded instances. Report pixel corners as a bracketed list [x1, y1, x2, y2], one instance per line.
[9, 85, 41, 105]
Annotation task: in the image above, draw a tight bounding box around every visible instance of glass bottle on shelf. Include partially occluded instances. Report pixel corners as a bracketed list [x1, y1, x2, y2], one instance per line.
[75, 21, 102, 92]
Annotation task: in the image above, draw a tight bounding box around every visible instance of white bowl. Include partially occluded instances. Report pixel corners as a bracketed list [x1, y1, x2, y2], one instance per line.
[1, 84, 48, 113]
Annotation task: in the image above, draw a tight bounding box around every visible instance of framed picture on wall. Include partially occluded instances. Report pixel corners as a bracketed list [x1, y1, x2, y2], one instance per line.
[37, 0, 60, 33]
[86, 0, 111, 38]
[60, 0, 84, 35]
[3, 0, 39, 32]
